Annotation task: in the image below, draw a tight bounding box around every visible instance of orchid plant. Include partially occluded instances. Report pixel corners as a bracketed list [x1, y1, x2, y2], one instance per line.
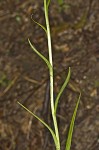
[18, 0, 81, 150]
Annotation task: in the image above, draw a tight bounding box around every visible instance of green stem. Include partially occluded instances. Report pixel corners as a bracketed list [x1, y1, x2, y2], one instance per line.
[44, 0, 60, 149]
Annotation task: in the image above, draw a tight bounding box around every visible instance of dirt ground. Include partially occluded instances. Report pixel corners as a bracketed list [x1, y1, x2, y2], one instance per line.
[0, 0, 99, 150]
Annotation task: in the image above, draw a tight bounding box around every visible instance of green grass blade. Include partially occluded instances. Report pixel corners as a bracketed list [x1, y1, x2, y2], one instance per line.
[47, 0, 51, 8]
[65, 93, 81, 150]
[55, 67, 71, 114]
[31, 17, 47, 34]
[28, 39, 51, 69]
[17, 101, 58, 147]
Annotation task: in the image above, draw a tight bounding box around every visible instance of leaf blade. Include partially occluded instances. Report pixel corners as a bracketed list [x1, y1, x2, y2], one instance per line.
[47, 0, 51, 8]
[31, 16, 47, 34]
[28, 39, 51, 69]
[55, 67, 71, 114]
[17, 101, 58, 147]
[65, 93, 81, 150]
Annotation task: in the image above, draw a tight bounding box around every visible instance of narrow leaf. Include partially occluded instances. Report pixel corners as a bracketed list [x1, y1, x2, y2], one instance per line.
[65, 93, 81, 150]
[17, 101, 58, 147]
[28, 39, 51, 69]
[55, 67, 71, 114]
[47, 0, 51, 8]
[31, 16, 47, 34]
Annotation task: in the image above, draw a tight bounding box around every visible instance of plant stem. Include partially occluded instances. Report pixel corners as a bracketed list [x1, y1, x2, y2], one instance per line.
[44, 0, 60, 149]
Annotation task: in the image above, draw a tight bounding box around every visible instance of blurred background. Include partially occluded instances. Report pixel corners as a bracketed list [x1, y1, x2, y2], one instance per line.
[0, 0, 99, 150]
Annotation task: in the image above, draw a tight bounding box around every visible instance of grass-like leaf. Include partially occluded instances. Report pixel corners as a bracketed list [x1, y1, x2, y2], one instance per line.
[17, 101, 58, 147]
[65, 93, 81, 150]
[31, 16, 47, 34]
[55, 67, 71, 114]
[47, 0, 51, 8]
[28, 39, 51, 69]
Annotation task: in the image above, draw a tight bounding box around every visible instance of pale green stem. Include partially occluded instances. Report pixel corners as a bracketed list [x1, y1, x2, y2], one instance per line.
[44, 0, 60, 149]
